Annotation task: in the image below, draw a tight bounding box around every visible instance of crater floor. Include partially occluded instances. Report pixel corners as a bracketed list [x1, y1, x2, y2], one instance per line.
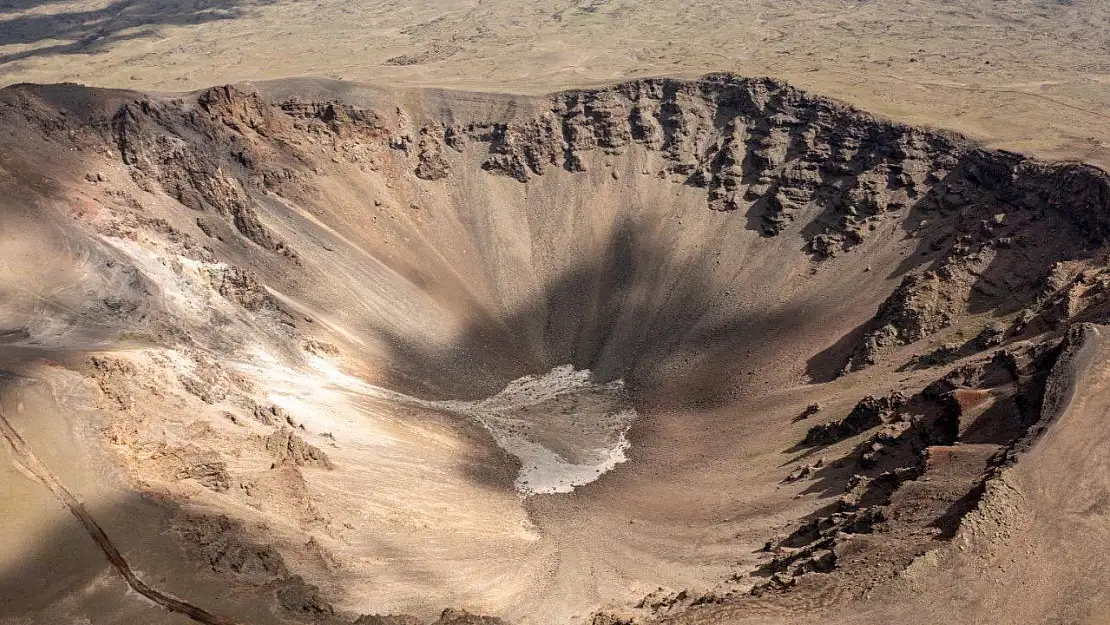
[434, 365, 637, 496]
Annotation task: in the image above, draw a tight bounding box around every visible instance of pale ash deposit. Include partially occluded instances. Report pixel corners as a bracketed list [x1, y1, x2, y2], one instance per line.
[434, 365, 637, 495]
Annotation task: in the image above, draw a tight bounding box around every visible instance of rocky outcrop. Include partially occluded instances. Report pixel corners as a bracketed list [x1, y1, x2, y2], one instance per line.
[264, 427, 332, 469]
[173, 505, 342, 619]
[275, 575, 334, 617]
[480, 116, 564, 181]
[432, 609, 510, 625]
[843, 272, 962, 372]
[456, 75, 958, 254]
[174, 513, 290, 586]
[114, 98, 300, 262]
[352, 609, 505, 625]
[353, 615, 424, 625]
[415, 123, 450, 180]
[839, 174, 1094, 375]
[278, 98, 387, 139]
[804, 392, 906, 446]
[203, 264, 285, 314]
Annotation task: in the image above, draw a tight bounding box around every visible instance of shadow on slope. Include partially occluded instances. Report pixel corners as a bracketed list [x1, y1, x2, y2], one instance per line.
[377, 215, 811, 411]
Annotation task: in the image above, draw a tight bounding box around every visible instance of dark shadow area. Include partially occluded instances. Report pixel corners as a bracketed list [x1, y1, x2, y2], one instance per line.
[957, 394, 1026, 446]
[0, 0, 273, 66]
[374, 215, 809, 411]
[0, 0, 73, 14]
[803, 320, 874, 384]
[0, 478, 338, 624]
[929, 481, 987, 539]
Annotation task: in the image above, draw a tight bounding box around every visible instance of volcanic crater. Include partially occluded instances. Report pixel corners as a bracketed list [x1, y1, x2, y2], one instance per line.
[1, 75, 1109, 625]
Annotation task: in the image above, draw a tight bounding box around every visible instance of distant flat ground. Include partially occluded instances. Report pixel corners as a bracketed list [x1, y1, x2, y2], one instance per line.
[1, 0, 1109, 167]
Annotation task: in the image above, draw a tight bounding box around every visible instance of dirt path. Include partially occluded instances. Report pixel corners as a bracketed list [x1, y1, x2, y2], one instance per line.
[0, 408, 241, 625]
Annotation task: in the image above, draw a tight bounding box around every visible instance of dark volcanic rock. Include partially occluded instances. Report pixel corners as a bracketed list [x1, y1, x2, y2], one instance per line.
[114, 95, 300, 263]
[432, 608, 510, 625]
[805, 392, 906, 446]
[276, 575, 334, 617]
[174, 513, 290, 586]
[843, 272, 959, 373]
[353, 615, 424, 625]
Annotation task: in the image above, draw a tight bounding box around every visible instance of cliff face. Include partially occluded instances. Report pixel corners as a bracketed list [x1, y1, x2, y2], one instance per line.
[115, 76, 1110, 258]
[2, 76, 1110, 625]
[481, 76, 958, 248]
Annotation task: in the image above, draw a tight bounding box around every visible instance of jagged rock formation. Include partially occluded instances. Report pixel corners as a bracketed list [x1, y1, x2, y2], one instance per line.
[115, 101, 300, 263]
[265, 427, 332, 469]
[803, 391, 907, 446]
[470, 76, 959, 249]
